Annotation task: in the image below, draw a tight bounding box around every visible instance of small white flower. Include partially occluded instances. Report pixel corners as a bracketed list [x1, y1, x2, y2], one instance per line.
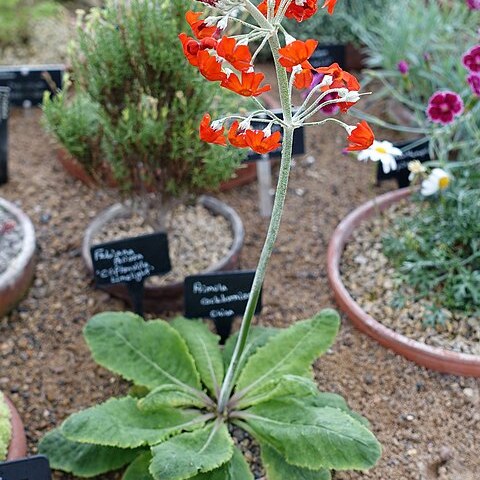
[407, 160, 427, 181]
[357, 140, 403, 174]
[421, 168, 452, 196]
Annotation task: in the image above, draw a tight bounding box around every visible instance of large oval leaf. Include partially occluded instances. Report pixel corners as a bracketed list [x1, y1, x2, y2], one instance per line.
[240, 398, 381, 471]
[261, 442, 331, 480]
[171, 317, 224, 398]
[62, 396, 208, 448]
[123, 452, 154, 480]
[234, 310, 340, 399]
[150, 422, 233, 480]
[138, 384, 207, 411]
[38, 428, 142, 478]
[84, 312, 201, 391]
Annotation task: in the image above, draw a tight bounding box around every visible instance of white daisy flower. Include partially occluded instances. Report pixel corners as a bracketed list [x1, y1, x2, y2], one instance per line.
[421, 168, 452, 196]
[407, 160, 427, 181]
[357, 140, 403, 174]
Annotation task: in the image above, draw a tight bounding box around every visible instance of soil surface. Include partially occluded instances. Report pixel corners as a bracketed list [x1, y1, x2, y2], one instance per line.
[342, 200, 480, 356]
[1, 82, 479, 480]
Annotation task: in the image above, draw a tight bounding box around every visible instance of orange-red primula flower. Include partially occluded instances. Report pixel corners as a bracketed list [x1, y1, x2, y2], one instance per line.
[199, 113, 227, 146]
[186, 11, 217, 39]
[221, 71, 271, 97]
[346, 121, 375, 151]
[228, 121, 249, 148]
[294, 68, 314, 90]
[315, 62, 360, 90]
[279, 39, 318, 69]
[322, 0, 338, 15]
[216, 36, 252, 72]
[245, 129, 282, 154]
[178, 33, 217, 66]
[258, 0, 318, 22]
[197, 50, 227, 82]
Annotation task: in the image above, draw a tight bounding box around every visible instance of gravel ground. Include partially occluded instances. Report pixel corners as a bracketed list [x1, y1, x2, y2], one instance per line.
[342, 200, 480, 356]
[0, 30, 479, 478]
[0, 206, 22, 276]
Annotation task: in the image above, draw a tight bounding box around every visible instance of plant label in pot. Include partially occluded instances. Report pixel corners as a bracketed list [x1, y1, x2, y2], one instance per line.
[310, 44, 346, 69]
[184, 270, 262, 342]
[0, 455, 51, 479]
[0, 87, 9, 185]
[90, 232, 171, 317]
[377, 137, 431, 188]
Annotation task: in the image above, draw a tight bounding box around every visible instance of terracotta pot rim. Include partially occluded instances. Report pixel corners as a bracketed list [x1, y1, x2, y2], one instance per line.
[327, 187, 480, 377]
[0, 198, 36, 317]
[4, 394, 27, 461]
[82, 195, 245, 293]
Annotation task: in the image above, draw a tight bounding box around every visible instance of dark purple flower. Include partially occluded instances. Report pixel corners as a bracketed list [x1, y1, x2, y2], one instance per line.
[466, 0, 480, 9]
[467, 73, 480, 97]
[463, 45, 480, 73]
[426, 91, 464, 125]
[397, 60, 409, 75]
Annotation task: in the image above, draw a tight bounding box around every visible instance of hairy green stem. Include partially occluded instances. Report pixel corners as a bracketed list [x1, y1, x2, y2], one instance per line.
[218, 4, 294, 414]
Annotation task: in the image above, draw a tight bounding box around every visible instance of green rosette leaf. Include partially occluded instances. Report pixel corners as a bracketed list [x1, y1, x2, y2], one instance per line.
[138, 384, 207, 411]
[171, 317, 224, 398]
[38, 428, 142, 477]
[62, 397, 207, 448]
[84, 312, 202, 391]
[123, 452, 154, 480]
[149, 422, 233, 480]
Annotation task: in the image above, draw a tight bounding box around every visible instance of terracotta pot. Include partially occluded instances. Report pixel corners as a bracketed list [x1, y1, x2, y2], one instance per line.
[5, 395, 27, 461]
[82, 195, 245, 312]
[0, 198, 36, 318]
[327, 187, 480, 377]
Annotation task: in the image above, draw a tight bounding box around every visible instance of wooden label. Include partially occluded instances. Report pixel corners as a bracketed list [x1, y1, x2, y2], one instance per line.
[0, 455, 52, 479]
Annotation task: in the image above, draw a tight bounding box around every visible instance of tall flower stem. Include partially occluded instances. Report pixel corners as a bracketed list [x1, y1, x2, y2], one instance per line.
[217, 8, 294, 413]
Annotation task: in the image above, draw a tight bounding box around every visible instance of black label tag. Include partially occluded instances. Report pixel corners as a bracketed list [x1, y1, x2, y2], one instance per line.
[310, 44, 346, 68]
[377, 138, 431, 188]
[0, 87, 9, 185]
[245, 108, 305, 161]
[0, 65, 64, 107]
[90, 232, 171, 287]
[0, 455, 52, 479]
[184, 270, 261, 319]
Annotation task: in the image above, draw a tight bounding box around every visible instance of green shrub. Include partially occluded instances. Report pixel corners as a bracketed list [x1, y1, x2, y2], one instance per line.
[0, 392, 11, 461]
[43, 0, 244, 225]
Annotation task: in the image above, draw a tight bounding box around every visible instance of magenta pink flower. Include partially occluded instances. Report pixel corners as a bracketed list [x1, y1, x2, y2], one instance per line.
[467, 73, 480, 97]
[466, 0, 480, 9]
[463, 45, 480, 73]
[426, 91, 464, 125]
[397, 60, 409, 75]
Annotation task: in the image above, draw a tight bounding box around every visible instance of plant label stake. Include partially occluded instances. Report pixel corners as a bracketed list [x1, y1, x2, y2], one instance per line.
[310, 44, 346, 68]
[0, 65, 64, 107]
[0, 87, 9, 185]
[90, 232, 171, 317]
[0, 455, 51, 479]
[184, 270, 262, 343]
[377, 138, 431, 188]
[245, 109, 305, 217]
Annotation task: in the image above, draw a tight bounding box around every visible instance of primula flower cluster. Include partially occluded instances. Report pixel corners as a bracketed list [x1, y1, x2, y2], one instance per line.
[181, 0, 373, 155]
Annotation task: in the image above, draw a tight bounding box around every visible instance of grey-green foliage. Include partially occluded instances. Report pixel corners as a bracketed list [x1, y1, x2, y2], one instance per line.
[0, 392, 12, 461]
[38, 311, 381, 479]
[43, 0, 243, 203]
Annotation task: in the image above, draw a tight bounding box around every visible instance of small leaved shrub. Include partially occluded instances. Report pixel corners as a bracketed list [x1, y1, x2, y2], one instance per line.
[0, 392, 12, 461]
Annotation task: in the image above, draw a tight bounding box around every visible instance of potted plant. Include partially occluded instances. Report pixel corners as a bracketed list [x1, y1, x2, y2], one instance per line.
[0, 392, 27, 461]
[0, 197, 36, 318]
[39, 0, 382, 477]
[43, 0, 250, 310]
[328, 1, 480, 376]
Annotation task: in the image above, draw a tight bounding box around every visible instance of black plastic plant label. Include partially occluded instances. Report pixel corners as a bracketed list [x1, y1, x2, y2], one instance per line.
[245, 108, 305, 161]
[0, 455, 52, 480]
[0, 65, 64, 107]
[90, 232, 171, 287]
[310, 44, 346, 68]
[377, 137, 431, 188]
[184, 270, 262, 320]
[0, 87, 8, 185]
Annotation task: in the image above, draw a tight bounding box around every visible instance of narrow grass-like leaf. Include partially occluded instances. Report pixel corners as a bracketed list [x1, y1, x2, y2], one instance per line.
[138, 384, 207, 411]
[261, 443, 331, 480]
[239, 398, 381, 471]
[38, 428, 142, 477]
[84, 312, 201, 391]
[149, 422, 233, 480]
[171, 317, 224, 398]
[62, 397, 209, 448]
[235, 310, 340, 398]
[123, 452, 154, 480]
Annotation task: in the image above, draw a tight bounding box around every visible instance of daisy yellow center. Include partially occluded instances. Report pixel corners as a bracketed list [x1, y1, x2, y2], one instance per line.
[375, 146, 388, 154]
[438, 176, 450, 189]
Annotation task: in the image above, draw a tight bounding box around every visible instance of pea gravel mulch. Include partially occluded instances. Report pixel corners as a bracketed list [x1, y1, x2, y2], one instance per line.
[1, 112, 479, 478]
